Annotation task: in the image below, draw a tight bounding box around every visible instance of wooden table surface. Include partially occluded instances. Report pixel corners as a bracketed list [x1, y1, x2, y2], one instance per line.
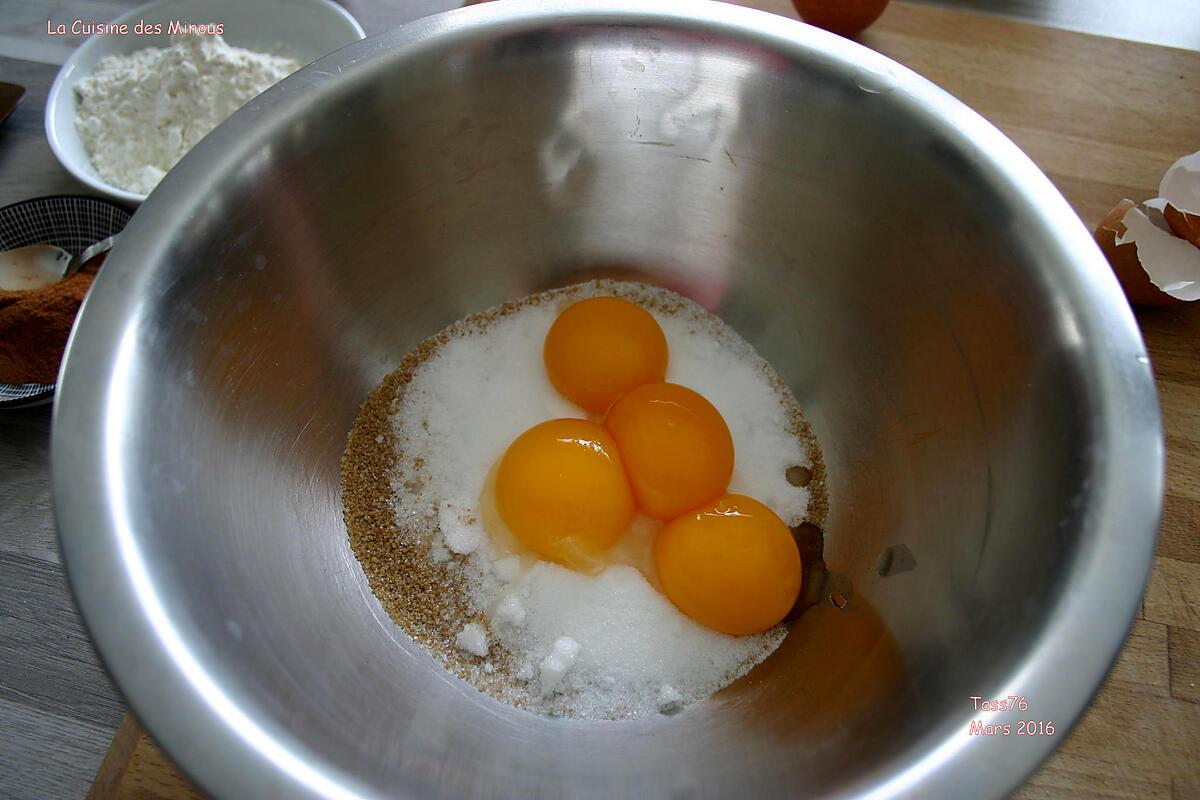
[846, 4, 1200, 797]
[1, 1, 1197, 798]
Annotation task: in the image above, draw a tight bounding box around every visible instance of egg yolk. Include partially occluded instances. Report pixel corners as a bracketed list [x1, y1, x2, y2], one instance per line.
[495, 418, 635, 571]
[604, 382, 734, 520]
[543, 297, 669, 413]
[655, 494, 802, 635]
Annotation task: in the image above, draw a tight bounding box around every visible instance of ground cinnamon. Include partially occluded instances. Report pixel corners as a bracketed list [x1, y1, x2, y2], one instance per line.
[0, 259, 101, 385]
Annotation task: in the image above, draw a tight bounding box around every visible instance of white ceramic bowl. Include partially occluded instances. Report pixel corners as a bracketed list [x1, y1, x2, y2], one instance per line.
[45, 0, 365, 204]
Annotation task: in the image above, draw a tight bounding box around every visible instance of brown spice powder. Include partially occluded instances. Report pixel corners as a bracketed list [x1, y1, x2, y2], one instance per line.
[0, 261, 100, 385]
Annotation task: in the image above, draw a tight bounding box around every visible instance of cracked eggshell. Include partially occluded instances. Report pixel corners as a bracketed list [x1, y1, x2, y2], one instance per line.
[1096, 199, 1171, 307]
[1159, 150, 1200, 247]
[1095, 198, 1200, 306]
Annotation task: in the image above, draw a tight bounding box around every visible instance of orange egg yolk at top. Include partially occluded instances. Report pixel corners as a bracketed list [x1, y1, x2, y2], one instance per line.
[494, 418, 635, 572]
[543, 297, 669, 414]
[605, 382, 735, 520]
[656, 494, 802, 635]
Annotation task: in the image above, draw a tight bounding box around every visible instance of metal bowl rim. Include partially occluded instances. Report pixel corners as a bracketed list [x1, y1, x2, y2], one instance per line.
[52, 2, 1164, 798]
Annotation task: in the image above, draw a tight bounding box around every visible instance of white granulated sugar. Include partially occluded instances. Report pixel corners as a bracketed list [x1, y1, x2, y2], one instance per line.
[494, 594, 526, 626]
[390, 280, 814, 718]
[455, 623, 488, 658]
[657, 312, 812, 526]
[493, 556, 522, 583]
[509, 564, 784, 714]
[441, 507, 483, 555]
[74, 35, 298, 194]
[539, 636, 582, 696]
[657, 684, 684, 712]
[390, 302, 583, 558]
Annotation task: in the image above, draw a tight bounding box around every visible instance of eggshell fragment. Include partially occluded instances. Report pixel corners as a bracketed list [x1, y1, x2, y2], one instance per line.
[1158, 150, 1200, 247]
[1095, 198, 1200, 306]
[1095, 200, 1168, 306]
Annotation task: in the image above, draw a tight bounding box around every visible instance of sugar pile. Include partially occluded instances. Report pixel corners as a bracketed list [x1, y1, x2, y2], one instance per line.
[493, 564, 785, 716]
[74, 35, 298, 194]
[380, 281, 817, 718]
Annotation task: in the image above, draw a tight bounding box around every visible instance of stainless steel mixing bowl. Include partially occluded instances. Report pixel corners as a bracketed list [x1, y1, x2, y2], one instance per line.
[53, 1, 1163, 797]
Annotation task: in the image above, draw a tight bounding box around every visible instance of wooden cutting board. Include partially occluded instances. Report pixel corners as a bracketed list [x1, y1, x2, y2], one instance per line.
[90, 2, 1200, 797]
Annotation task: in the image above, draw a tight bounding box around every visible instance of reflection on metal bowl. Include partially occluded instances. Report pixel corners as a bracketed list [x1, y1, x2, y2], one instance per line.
[53, 2, 1161, 798]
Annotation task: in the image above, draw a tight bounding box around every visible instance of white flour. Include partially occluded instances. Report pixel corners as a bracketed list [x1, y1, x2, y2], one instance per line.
[74, 35, 298, 194]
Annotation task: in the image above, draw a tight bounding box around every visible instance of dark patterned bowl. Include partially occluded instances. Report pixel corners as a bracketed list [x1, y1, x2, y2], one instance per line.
[0, 194, 131, 408]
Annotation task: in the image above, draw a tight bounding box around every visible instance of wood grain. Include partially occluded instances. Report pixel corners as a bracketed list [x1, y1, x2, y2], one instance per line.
[1, 697, 123, 800]
[843, 3, 1200, 797]
[87, 716, 204, 800]
[0, 553, 125, 728]
[64, 1, 1200, 797]
[0, 56, 85, 208]
[0, 404, 125, 800]
[88, 715, 141, 800]
[1169, 627, 1200, 705]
